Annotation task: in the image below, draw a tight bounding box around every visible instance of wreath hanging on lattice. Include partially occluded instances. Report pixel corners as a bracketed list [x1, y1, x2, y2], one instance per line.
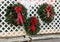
[37, 3, 55, 23]
[5, 3, 27, 26]
[24, 16, 40, 35]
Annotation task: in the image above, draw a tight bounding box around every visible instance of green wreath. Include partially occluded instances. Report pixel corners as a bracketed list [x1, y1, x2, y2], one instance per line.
[37, 3, 55, 23]
[5, 3, 27, 26]
[24, 16, 40, 35]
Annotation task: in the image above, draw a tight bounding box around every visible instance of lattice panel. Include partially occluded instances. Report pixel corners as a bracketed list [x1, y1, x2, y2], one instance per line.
[0, 0, 60, 37]
[0, 0, 26, 37]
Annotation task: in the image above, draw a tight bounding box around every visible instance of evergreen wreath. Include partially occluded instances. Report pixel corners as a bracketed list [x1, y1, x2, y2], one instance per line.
[37, 3, 55, 23]
[5, 3, 27, 26]
[24, 16, 40, 35]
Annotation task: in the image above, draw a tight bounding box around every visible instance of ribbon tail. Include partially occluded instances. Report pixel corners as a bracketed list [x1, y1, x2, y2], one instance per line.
[47, 12, 50, 18]
[30, 25, 35, 32]
[16, 19, 20, 25]
[16, 14, 21, 25]
[18, 13, 24, 25]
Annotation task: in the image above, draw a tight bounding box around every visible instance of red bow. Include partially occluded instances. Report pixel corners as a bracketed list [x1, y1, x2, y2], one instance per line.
[30, 17, 37, 32]
[15, 6, 24, 25]
[45, 5, 52, 18]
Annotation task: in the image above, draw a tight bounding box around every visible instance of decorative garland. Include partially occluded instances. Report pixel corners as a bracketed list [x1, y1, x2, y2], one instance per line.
[37, 3, 55, 23]
[5, 3, 27, 26]
[24, 16, 40, 35]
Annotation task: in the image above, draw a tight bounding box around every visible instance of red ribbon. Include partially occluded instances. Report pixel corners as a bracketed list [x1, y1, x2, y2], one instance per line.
[30, 17, 37, 32]
[15, 6, 24, 25]
[45, 5, 52, 18]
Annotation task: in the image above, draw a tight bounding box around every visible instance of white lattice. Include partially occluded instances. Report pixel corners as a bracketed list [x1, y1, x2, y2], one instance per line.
[0, 0, 60, 37]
